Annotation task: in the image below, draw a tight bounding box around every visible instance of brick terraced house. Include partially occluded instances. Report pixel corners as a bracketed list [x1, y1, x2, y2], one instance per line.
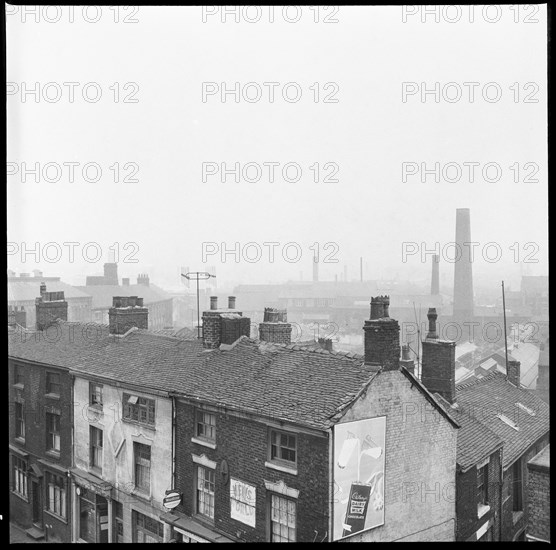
[420, 308, 550, 542]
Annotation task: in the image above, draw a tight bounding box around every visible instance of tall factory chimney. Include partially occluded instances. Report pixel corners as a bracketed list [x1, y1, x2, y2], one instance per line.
[431, 254, 440, 296]
[360, 257, 363, 282]
[453, 208, 474, 320]
[312, 256, 319, 282]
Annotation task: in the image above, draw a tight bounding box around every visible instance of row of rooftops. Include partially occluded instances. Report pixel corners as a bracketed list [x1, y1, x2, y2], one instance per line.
[7, 290, 550, 470]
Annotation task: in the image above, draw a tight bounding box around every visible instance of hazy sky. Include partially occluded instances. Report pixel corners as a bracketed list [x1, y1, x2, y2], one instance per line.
[7, 5, 548, 290]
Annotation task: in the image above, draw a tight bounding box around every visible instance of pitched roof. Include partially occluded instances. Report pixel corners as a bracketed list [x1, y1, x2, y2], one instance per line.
[456, 372, 550, 468]
[75, 284, 171, 309]
[8, 321, 384, 430]
[8, 280, 92, 302]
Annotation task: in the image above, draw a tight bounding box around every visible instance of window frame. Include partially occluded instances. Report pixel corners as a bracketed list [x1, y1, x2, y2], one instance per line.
[196, 466, 215, 520]
[46, 372, 61, 396]
[46, 412, 61, 453]
[14, 365, 25, 387]
[477, 464, 488, 506]
[15, 401, 25, 440]
[132, 510, 164, 543]
[89, 426, 103, 472]
[196, 410, 216, 442]
[269, 428, 297, 467]
[89, 382, 103, 408]
[12, 456, 28, 499]
[269, 493, 297, 542]
[46, 471, 67, 519]
[123, 393, 156, 426]
[133, 442, 152, 493]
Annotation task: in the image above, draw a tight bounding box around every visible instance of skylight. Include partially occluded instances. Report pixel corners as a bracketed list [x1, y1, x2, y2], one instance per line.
[515, 402, 536, 416]
[497, 414, 519, 431]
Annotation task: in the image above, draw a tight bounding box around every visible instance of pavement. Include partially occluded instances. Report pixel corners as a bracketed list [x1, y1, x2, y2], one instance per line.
[9, 523, 45, 544]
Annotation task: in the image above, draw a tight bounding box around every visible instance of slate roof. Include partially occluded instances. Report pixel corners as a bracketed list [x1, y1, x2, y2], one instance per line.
[75, 284, 172, 309]
[8, 321, 385, 431]
[455, 372, 550, 469]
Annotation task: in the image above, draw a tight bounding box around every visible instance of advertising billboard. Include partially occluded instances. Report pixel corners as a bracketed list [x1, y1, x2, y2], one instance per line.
[333, 416, 386, 541]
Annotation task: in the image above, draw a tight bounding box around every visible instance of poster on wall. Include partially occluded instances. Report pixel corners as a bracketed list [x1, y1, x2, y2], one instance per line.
[230, 478, 256, 528]
[333, 416, 386, 541]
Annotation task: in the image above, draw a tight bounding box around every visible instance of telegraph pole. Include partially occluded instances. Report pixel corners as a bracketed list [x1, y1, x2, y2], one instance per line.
[181, 271, 216, 339]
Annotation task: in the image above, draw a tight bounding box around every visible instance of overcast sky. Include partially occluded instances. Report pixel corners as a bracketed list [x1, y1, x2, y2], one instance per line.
[7, 5, 548, 291]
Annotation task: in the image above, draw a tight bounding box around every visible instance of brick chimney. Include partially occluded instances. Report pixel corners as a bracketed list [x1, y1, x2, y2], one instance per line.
[507, 360, 521, 387]
[421, 308, 457, 404]
[259, 308, 292, 345]
[318, 337, 333, 352]
[363, 296, 400, 371]
[108, 296, 148, 335]
[202, 297, 250, 349]
[137, 273, 150, 287]
[35, 284, 68, 330]
[400, 344, 415, 374]
[103, 263, 119, 286]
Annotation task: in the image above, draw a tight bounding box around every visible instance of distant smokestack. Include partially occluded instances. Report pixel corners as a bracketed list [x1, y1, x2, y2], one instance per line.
[431, 254, 440, 296]
[360, 257, 363, 282]
[313, 257, 319, 282]
[453, 208, 474, 320]
[103, 263, 119, 286]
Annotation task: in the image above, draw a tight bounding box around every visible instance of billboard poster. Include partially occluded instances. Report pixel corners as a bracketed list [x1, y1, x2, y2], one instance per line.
[230, 477, 256, 527]
[333, 416, 386, 541]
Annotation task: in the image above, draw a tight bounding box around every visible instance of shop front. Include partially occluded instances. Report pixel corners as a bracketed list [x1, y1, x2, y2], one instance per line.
[71, 469, 113, 543]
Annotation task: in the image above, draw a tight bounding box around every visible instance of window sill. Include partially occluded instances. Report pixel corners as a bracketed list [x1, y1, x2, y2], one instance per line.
[193, 513, 215, 528]
[14, 437, 26, 446]
[13, 383, 24, 390]
[46, 450, 61, 460]
[11, 490, 29, 503]
[132, 489, 152, 503]
[191, 437, 216, 450]
[265, 461, 298, 476]
[45, 393, 60, 400]
[88, 467, 103, 479]
[478, 504, 490, 519]
[44, 509, 68, 525]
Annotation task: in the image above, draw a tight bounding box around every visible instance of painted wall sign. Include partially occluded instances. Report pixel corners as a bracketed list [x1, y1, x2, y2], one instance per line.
[333, 416, 386, 541]
[230, 477, 256, 528]
[163, 491, 182, 509]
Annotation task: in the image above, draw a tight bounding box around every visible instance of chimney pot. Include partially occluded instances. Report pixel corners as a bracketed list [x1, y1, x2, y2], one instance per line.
[426, 308, 438, 339]
[210, 296, 218, 310]
[228, 296, 236, 309]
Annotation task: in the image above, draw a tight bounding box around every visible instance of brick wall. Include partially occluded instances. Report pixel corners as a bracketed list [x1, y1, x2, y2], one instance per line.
[501, 435, 549, 541]
[527, 462, 550, 541]
[258, 322, 292, 345]
[9, 359, 73, 542]
[339, 370, 457, 542]
[421, 339, 456, 404]
[174, 401, 329, 542]
[456, 449, 502, 541]
[363, 319, 400, 370]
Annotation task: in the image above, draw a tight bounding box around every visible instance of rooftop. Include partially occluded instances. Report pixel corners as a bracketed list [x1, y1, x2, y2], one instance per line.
[528, 444, 549, 473]
[75, 283, 172, 309]
[8, 280, 91, 302]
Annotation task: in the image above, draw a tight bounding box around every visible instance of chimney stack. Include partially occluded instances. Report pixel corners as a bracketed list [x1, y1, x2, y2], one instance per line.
[363, 296, 400, 371]
[453, 208, 474, 320]
[313, 257, 319, 282]
[426, 308, 439, 340]
[202, 297, 250, 349]
[103, 262, 119, 286]
[35, 284, 68, 331]
[259, 308, 292, 345]
[421, 309, 457, 404]
[108, 296, 148, 335]
[507, 360, 521, 387]
[318, 337, 333, 352]
[431, 254, 440, 296]
[137, 273, 150, 287]
[400, 344, 415, 374]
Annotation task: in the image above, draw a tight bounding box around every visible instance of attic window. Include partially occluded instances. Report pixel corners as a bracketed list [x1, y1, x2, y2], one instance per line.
[515, 403, 535, 416]
[497, 414, 519, 431]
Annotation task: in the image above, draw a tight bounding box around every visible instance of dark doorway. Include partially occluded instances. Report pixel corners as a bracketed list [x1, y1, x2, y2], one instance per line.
[32, 480, 42, 526]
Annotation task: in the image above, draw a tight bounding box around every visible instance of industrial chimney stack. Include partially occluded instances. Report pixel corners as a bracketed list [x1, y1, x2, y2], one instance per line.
[453, 208, 474, 320]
